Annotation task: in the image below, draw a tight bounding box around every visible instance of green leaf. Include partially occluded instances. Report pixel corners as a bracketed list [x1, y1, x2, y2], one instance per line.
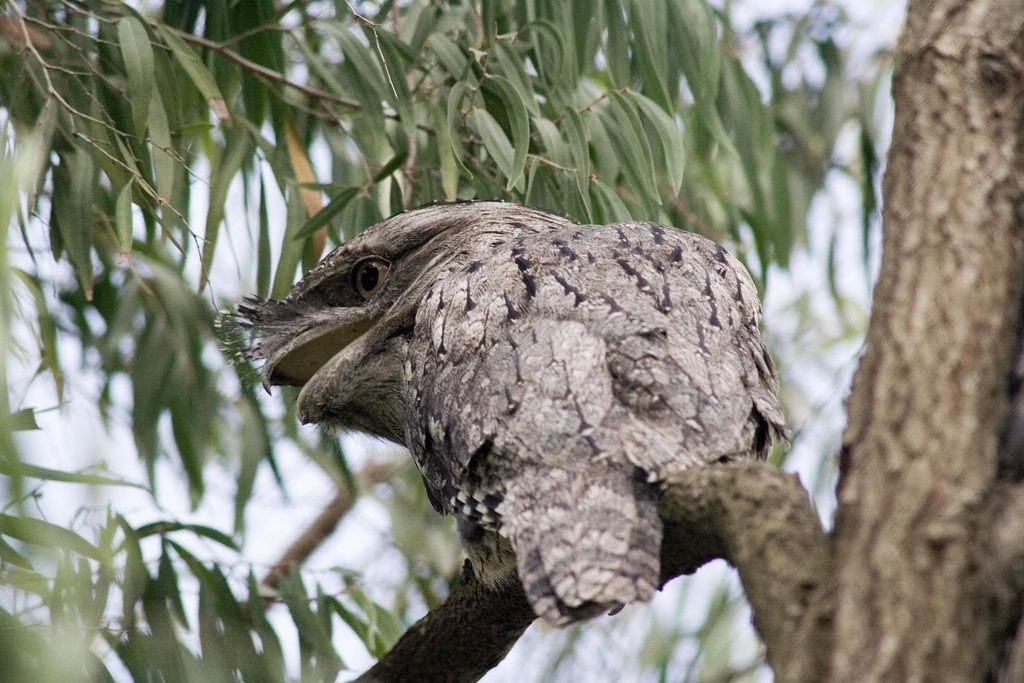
[372, 30, 416, 140]
[10, 270, 62, 400]
[245, 573, 286, 677]
[630, 92, 685, 195]
[0, 536, 32, 569]
[293, 187, 359, 242]
[200, 132, 251, 291]
[605, 93, 659, 207]
[631, 0, 672, 110]
[523, 19, 568, 98]
[445, 81, 473, 177]
[769, 149, 794, 266]
[670, 0, 721, 105]
[582, 109, 620, 183]
[148, 87, 175, 203]
[563, 108, 591, 213]
[26, 98, 58, 214]
[0, 458, 145, 488]
[153, 543, 189, 628]
[432, 103, 460, 201]
[52, 148, 96, 298]
[372, 151, 410, 184]
[271, 187, 311, 298]
[279, 573, 342, 671]
[427, 33, 469, 78]
[114, 180, 134, 258]
[470, 109, 518, 191]
[345, 584, 403, 657]
[493, 44, 540, 116]
[256, 177, 272, 297]
[130, 318, 174, 482]
[233, 391, 270, 533]
[603, 0, 630, 86]
[2, 566, 50, 597]
[330, 598, 371, 649]
[134, 521, 237, 550]
[7, 408, 38, 431]
[155, 25, 228, 119]
[533, 116, 567, 167]
[116, 517, 149, 624]
[484, 77, 530, 191]
[118, 15, 155, 138]
[326, 22, 387, 118]
[590, 179, 632, 223]
[0, 514, 102, 560]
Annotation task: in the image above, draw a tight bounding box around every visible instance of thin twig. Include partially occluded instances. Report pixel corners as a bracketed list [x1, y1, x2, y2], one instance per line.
[164, 25, 363, 112]
[261, 458, 405, 592]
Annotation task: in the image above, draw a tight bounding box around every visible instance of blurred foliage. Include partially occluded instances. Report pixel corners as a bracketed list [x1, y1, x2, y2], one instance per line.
[0, 0, 892, 681]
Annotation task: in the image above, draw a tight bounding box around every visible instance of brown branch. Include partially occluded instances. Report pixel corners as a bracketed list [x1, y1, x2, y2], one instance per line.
[356, 462, 826, 682]
[356, 562, 536, 683]
[163, 25, 362, 114]
[660, 463, 830, 679]
[261, 459, 403, 591]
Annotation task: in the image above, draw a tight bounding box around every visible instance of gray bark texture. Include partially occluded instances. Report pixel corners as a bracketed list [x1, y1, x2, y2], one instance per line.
[825, 0, 1024, 679]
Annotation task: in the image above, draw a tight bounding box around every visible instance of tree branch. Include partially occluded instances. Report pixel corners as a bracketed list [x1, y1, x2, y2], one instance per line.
[827, 1, 1024, 679]
[659, 463, 830, 679]
[356, 462, 825, 682]
[164, 25, 362, 115]
[355, 562, 536, 683]
[262, 459, 403, 592]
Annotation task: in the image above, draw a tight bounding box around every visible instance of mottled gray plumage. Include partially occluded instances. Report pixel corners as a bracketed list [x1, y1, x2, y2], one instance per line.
[233, 201, 784, 626]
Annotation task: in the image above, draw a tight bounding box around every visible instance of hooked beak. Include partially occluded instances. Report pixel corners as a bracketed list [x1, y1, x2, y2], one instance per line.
[260, 318, 374, 390]
[234, 296, 376, 392]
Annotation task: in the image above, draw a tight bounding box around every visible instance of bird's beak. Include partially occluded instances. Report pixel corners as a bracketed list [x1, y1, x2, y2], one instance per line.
[260, 316, 374, 391]
[234, 295, 377, 392]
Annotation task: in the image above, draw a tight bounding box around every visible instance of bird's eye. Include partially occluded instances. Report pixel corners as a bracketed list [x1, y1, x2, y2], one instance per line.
[352, 257, 391, 300]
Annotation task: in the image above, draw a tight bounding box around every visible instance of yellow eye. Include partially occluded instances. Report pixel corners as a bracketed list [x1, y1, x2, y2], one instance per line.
[352, 257, 390, 300]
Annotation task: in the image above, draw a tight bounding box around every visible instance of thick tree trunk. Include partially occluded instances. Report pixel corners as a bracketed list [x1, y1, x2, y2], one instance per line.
[825, 0, 1024, 680]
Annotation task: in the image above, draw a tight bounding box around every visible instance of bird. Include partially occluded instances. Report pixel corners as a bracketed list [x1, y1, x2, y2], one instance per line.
[231, 201, 784, 626]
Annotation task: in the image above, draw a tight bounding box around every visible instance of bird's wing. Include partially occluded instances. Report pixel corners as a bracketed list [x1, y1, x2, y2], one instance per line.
[403, 221, 783, 625]
[406, 221, 782, 510]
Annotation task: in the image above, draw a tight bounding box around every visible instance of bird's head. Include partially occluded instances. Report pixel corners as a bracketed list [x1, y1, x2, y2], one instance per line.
[225, 201, 571, 443]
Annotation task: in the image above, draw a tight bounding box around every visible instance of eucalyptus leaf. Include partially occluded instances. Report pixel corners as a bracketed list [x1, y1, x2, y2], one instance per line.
[117, 16, 155, 138]
[155, 25, 229, 119]
[114, 180, 134, 258]
[0, 514, 102, 560]
[483, 77, 530, 190]
[0, 459, 145, 488]
[470, 108, 519, 191]
[135, 521, 237, 550]
[293, 187, 360, 241]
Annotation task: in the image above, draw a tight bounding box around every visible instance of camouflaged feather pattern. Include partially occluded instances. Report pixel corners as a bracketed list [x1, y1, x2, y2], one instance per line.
[404, 218, 783, 625]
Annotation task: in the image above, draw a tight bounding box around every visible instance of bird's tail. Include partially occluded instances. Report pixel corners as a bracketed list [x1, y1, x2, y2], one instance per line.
[504, 467, 662, 626]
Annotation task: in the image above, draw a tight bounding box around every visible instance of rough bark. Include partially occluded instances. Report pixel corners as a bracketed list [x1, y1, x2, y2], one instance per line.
[355, 561, 536, 683]
[825, 0, 1024, 680]
[357, 463, 825, 682]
